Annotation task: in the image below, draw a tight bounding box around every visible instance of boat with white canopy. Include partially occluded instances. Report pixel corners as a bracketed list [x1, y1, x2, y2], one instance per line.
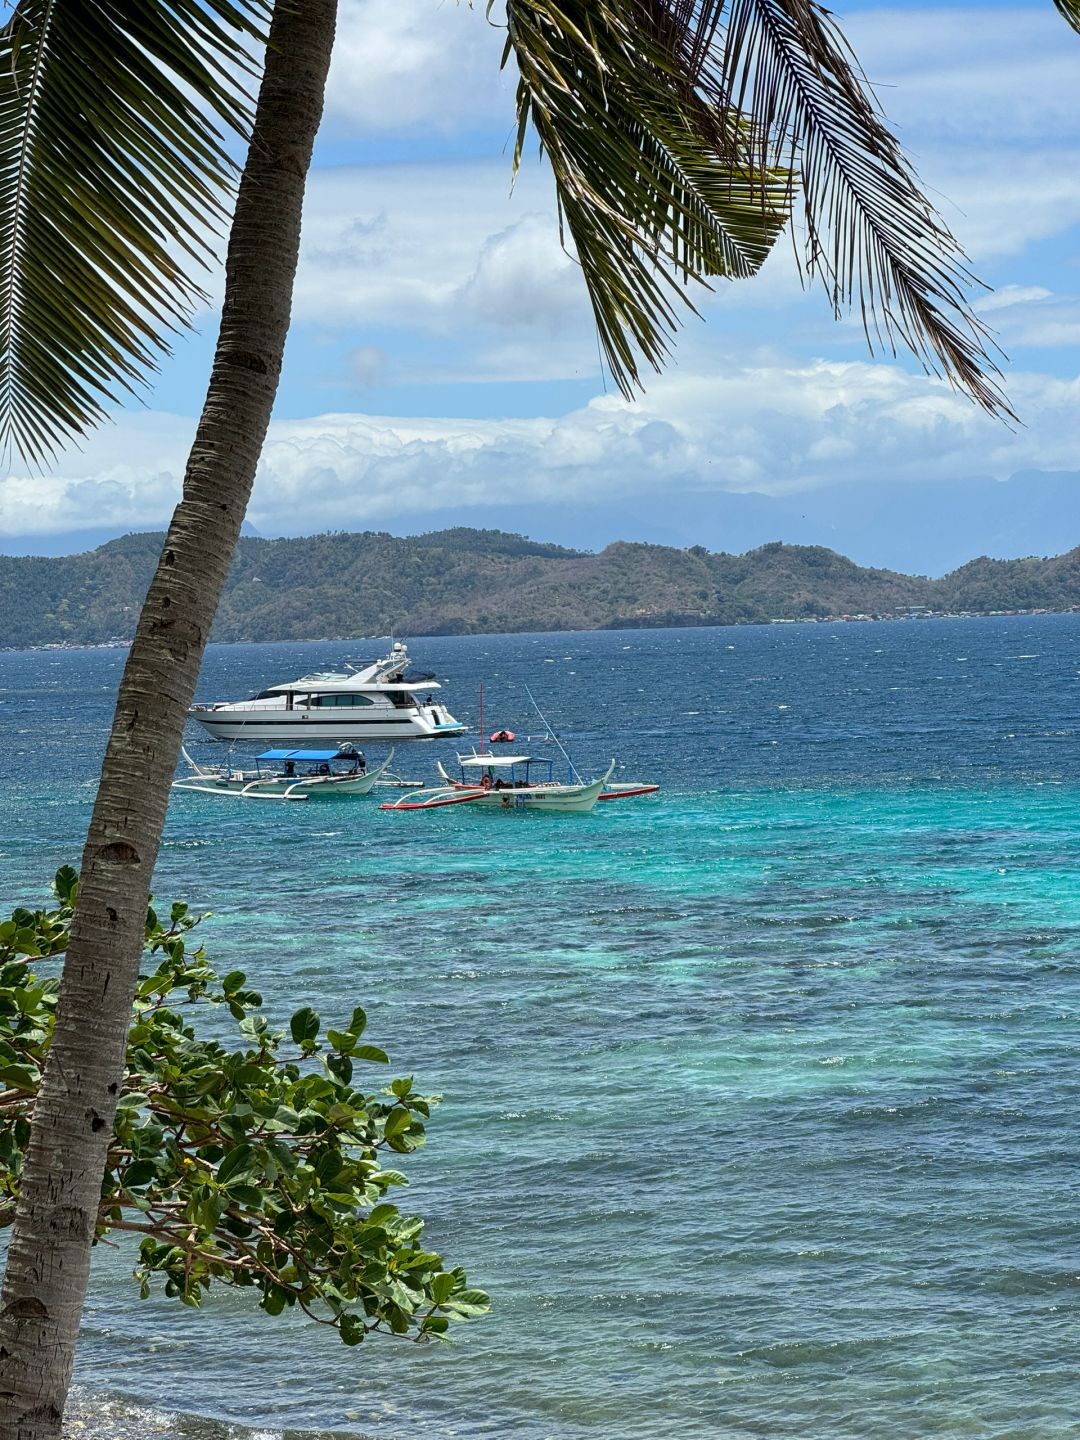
[173, 746, 397, 801]
[435, 755, 659, 804]
[380, 753, 616, 813]
[188, 641, 465, 744]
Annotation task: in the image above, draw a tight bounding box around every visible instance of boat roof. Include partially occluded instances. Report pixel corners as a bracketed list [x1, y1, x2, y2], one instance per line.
[257, 748, 357, 762]
[267, 678, 440, 694]
[459, 753, 536, 768]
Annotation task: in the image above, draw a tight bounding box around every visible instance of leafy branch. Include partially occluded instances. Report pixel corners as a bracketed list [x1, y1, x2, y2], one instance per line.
[0, 869, 489, 1345]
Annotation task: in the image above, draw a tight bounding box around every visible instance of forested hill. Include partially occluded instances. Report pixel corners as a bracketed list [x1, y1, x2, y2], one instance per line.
[4, 527, 1080, 648]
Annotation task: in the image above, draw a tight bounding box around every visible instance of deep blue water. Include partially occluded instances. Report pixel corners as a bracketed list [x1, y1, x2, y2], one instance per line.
[3, 615, 1080, 1439]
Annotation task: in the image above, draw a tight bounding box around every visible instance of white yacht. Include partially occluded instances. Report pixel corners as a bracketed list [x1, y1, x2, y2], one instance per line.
[188, 642, 466, 744]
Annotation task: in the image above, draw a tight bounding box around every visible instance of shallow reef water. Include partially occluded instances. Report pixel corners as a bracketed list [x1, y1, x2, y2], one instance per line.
[4, 615, 1080, 1438]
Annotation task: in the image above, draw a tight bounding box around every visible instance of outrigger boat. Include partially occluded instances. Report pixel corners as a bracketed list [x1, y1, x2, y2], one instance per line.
[173, 746, 398, 801]
[434, 756, 659, 804]
[380, 754, 616, 814]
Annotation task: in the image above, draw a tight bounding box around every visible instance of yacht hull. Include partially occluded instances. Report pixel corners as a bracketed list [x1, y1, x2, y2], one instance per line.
[189, 710, 465, 744]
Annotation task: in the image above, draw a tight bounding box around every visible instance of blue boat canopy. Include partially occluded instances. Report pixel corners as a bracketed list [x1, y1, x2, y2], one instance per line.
[257, 748, 359, 762]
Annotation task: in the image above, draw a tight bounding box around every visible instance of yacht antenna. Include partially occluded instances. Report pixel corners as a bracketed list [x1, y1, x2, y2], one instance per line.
[523, 683, 581, 784]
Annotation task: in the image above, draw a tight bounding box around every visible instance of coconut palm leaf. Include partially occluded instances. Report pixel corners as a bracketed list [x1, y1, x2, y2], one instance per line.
[0, 0, 269, 464]
[500, 0, 792, 396]
[716, 0, 1010, 418]
[1052, 0, 1080, 34]
[503, 0, 1011, 419]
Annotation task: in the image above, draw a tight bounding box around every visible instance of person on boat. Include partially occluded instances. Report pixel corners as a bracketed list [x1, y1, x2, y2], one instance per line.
[284, 761, 295, 777]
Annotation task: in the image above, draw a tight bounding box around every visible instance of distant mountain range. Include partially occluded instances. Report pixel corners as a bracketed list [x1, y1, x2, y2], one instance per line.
[4, 527, 1080, 649]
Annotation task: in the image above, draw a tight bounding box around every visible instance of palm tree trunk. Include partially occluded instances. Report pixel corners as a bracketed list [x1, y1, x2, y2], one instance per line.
[0, 3, 337, 1434]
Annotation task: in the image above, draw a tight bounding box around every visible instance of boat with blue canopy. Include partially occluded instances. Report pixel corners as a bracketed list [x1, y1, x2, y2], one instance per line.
[173, 746, 397, 801]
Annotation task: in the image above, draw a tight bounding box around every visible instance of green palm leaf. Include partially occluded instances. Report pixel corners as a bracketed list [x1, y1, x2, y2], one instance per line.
[503, 0, 1011, 419]
[0, 0, 269, 464]
[500, 1, 792, 396]
[1052, 0, 1080, 34]
[717, 0, 1010, 418]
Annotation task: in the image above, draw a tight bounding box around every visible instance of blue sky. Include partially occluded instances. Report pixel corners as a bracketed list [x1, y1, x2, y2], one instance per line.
[3, 0, 1080, 573]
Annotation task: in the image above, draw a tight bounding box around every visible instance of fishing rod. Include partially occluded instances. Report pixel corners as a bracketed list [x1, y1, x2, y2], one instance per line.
[523, 683, 582, 785]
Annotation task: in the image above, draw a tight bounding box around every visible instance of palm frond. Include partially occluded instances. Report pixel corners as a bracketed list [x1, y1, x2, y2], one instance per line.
[500, 1, 792, 397]
[717, 0, 1010, 418]
[502, 0, 1011, 419]
[0, 0, 270, 464]
[1052, 0, 1080, 35]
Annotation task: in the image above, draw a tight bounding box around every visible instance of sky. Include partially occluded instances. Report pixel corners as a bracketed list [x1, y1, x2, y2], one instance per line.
[2, 0, 1080, 575]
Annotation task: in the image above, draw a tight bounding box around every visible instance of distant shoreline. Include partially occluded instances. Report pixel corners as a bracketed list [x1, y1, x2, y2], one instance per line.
[5, 603, 1080, 657]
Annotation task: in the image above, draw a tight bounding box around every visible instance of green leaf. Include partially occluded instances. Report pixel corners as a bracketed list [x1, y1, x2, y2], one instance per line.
[290, 1006, 320, 1047]
[382, 1107, 412, 1141]
[326, 1053, 353, 1084]
[442, 1287, 492, 1317]
[501, 0, 789, 400]
[430, 1272, 455, 1305]
[121, 1160, 158, 1189]
[53, 866, 79, 904]
[227, 1184, 264, 1209]
[714, 0, 1010, 417]
[339, 1312, 366, 1345]
[352, 1044, 388, 1065]
[216, 1143, 255, 1185]
[0, 1064, 39, 1090]
[261, 1286, 288, 1318]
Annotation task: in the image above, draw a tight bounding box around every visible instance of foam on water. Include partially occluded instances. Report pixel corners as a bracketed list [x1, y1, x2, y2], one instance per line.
[5, 615, 1080, 1439]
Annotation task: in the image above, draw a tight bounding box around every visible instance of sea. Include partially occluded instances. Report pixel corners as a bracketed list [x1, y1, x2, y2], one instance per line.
[3, 615, 1080, 1440]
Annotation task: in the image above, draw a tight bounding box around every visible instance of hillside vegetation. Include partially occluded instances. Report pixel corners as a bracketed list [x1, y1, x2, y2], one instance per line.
[2, 528, 1079, 648]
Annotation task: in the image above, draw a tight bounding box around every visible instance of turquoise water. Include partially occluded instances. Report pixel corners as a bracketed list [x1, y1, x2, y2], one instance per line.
[4, 617, 1080, 1438]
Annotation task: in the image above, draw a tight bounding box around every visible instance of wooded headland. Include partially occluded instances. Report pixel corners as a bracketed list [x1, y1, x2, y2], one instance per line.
[4, 527, 1080, 648]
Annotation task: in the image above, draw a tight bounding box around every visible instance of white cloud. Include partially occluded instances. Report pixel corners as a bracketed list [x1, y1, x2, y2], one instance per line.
[295, 161, 579, 335]
[7, 355, 1079, 542]
[323, 0, 510, 135]
[975, 284, 1080, 347]
[457, 214, 585, 332]
[248, 362, 1080, 528]
[0, 414, 194, 539]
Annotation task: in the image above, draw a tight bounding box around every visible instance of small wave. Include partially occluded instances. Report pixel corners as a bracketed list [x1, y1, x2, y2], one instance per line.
[65, 1391, 341, 1440]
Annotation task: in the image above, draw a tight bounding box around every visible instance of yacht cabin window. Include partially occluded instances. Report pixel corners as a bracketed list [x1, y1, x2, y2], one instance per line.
[307, 694, 375, 708]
